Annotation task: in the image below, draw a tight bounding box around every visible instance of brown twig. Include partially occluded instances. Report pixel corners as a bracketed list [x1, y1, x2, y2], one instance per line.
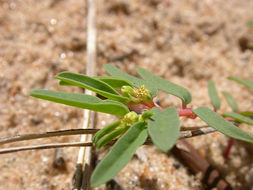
[171, 140, 233, 190]
[0, 128, 217, 154]
[179, 127, 216, 139]
[0, 142, 93, 154]
[0, 126, 214, 146]
[0, 129, 99, 146]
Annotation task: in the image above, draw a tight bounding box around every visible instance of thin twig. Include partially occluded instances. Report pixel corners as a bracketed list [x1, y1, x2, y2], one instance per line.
[0, 126, 211, 146]
[180, 125, 209, 131]
[0, 142, 93, 154]
[0, 128, 217, 154]
[179, 127, 217, 139]
[0, 129, 98, 146]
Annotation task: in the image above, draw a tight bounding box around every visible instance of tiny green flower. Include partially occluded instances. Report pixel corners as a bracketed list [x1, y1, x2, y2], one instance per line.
[135, 85, 152, 102]
[121, 85, 152, 103]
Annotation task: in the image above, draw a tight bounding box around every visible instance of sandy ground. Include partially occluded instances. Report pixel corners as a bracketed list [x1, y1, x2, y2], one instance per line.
[0, 0, 253, 189]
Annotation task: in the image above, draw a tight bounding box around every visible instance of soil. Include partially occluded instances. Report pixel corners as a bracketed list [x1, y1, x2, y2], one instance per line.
[0, 0, 253, 190]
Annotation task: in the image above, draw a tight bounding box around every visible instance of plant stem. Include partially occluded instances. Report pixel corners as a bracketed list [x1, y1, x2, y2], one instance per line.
[152, 100, 163, 110]
[223, 116, 235, 159]
[223, 138, 234, 159]
[141, 101, 154, 108]
[141, 100, 163, 110]
[178, 108, 197, 119]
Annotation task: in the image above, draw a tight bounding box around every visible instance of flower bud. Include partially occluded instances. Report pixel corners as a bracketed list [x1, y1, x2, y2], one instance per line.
[121, 86, 135, 97]
[122, 111, 139, 126]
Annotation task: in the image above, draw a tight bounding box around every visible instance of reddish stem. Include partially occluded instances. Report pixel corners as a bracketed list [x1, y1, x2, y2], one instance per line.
[223, 116, 235, 159]
[182, 102, 187, 109]
[178, 108, 197, 119]
[152, 101, 163, 110]
[141, 102, 154, 109]
[141, 100, 163, 110]
[224, 117, 233, 121]
[223, 138, 234, 159]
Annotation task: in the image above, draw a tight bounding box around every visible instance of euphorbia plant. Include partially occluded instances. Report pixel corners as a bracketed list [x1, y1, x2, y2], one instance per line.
[30, 64, 253, 187]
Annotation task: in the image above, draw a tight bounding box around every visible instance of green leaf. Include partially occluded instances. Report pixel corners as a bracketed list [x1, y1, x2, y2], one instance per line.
[93, 121, 121, 144]
[247, 21, 253, 27]
[228, 76, 253, 89]
[223, 112, 253, 126]
[148, 107, 180, 153]
[103, 64, 158, 97]
[240, 111, 253, 118]
[59, 81, 71, 86]
[136, 68, 192, 104]
[95, 76, 134, 89]
[90, 122, 148, 187]
[193, 107, 253, 143]
[55, 72, 130, 103]
[222, 91, 239, 112]
[208, 80, 221, 110]
[30, 90, 129, 117]
[96, 127, 127, 148]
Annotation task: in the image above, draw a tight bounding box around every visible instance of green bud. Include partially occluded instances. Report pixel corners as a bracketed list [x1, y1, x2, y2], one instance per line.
[121, 86, 135, 97]
[122, 111, 139, 126]
[140, 110, 154, 121]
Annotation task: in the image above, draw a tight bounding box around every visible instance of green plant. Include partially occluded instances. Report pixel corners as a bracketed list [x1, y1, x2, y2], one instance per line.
[30, 64, 253, 187]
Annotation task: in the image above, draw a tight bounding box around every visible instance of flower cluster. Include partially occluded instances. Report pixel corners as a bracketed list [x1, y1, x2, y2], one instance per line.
[121, 85, 152, 103]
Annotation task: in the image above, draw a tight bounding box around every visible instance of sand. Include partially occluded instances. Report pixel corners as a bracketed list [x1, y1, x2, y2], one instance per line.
[0, 0, 253, 189]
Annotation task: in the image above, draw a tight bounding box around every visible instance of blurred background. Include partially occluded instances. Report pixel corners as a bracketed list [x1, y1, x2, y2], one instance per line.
[0, 0, 252, 189]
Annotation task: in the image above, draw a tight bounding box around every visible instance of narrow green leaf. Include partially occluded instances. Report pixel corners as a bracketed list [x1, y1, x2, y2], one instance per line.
[95, 76, 134, 89]
[136, 68, 192, 104]
[193, 107, 253, 143]
[93, 121, 121, 144]
[223, 112, 253, 126]
[59, 81, 71, 86]
[222, 91, 239, 112]
[247, 21, 253, 27]
[96, 127, 127, 148]
[208, 80, 221, 110]
[90, 122, 148, 187]
[30, 90, 129, 117]
[228, 76, 253, 89]
[148, 107, 180, 153]
[240, 111, 253, 118]
[103, 64, 158, 97]
[55, 72, 130, 103]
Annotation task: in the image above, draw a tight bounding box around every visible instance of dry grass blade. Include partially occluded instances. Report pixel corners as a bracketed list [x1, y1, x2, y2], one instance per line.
[73, 0, 97, 189]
